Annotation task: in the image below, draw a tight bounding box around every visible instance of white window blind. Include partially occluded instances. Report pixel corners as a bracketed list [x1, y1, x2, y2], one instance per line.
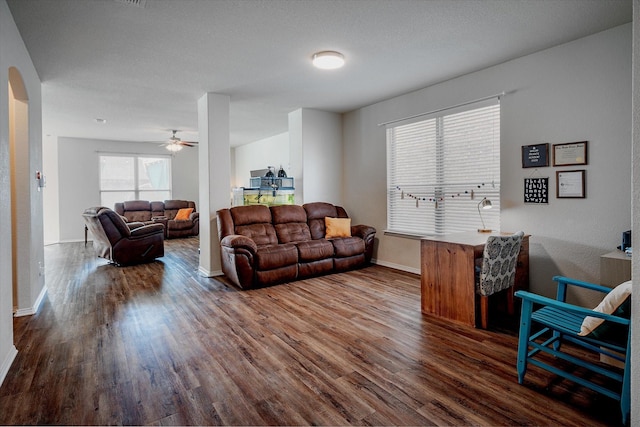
[386, 100, 500, 236]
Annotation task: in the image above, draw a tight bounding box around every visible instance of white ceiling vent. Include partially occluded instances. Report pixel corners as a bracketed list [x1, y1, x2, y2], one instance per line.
[114, 0, 147, 8]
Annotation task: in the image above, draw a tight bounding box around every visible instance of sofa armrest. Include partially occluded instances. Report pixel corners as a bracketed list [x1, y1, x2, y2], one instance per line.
[351, 224, 376, 240]
[190, 211, 199, 222]
[221, 234, 258, 254]
[127, 221, 146, 230]
[130, 223, 165, 237]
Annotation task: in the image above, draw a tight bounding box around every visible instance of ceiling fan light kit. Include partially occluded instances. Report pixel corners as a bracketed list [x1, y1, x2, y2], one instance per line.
[165, 143, 183, 152]
[163, 130, 197, 152]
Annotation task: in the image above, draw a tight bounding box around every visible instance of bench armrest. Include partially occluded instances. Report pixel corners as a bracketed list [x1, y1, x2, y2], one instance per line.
[515, 290, 630, 326]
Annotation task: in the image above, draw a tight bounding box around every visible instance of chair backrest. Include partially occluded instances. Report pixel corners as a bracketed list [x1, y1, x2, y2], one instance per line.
[83, 207, 131, 246]
[271, 205, 311, 244]
[163, 200, 196, 220]
[114, 200, 153, 223]
[478, 231, 524, 296]
[228, 204, 278, 246]
[303, 202, 349, 240]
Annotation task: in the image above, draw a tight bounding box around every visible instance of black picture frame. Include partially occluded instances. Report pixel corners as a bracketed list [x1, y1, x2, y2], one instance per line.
[524, 177, 549, 204]
[553, 141, 588, 166]
[556, 170, 586, 198]
[522, 143, 549, 168]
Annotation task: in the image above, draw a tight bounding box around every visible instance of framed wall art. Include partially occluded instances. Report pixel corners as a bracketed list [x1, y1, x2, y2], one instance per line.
[557, 170, 585, 198]
[522, 143, 549, 168]
[524, 177, 549, 204]
[553, 141, 588, 166]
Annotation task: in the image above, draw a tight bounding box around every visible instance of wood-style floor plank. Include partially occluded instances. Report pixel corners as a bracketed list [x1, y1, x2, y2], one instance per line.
[0, 238, 622, 426]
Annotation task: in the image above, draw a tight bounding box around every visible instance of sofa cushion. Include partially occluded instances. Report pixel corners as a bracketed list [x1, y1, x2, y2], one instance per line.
[119, 200, 153, 222]
[175, 208, 193, 220]
[296, 239, 334, 262]
[275, 223, 312, 243]
[271, 205, 311, 243]
[231, 205, 278, 246]
[151, 201, 165, 217]
[325, 217, 351, 238]
[304, 202, 339, 240]
[235, 224, 278, 246]
[163, 200, 196, 220]
[255, 244, 298, 270]
[123, 200, 151, 211]
[332, 236, 365, 258]
[168, 219, 195, 231]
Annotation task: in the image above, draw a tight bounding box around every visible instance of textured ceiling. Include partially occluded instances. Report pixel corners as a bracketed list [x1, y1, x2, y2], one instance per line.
[6, 0, 632, 147]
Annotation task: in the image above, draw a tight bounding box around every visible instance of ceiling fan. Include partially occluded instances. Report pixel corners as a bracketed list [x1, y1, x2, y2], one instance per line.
[163, 130, 198, 152]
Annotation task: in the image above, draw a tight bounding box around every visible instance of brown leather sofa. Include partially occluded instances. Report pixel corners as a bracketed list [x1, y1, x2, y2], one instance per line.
[83, 207, 164, 265]
[114, 199, 199, 238]
[216, 202, 376, 289]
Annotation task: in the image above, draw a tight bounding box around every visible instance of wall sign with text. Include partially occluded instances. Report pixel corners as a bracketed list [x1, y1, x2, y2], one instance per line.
[524, 177, 549, 204]
[521, 143, 549, 168]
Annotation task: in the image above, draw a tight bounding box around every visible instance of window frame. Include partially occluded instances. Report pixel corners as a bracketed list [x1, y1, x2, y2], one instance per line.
[99, 153, 173, 206]
[385, 99, 501, 237]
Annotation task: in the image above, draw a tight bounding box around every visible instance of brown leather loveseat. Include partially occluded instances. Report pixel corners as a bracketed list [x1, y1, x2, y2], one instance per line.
[114, 199, 199, 238]
[216, 202, 376, 289]
[83, 207, 164, 265]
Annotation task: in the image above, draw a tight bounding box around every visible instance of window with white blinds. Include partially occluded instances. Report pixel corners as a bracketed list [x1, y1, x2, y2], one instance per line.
[386, 100, 500, 236]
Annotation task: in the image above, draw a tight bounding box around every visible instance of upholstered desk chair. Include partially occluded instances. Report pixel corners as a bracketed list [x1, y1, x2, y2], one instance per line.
[476, 231, 524, 329]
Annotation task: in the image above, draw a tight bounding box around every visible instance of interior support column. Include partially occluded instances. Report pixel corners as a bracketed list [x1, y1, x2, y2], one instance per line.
[197, 92, 230, 277]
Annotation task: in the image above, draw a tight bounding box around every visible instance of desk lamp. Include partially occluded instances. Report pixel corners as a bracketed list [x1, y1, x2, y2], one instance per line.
[477, 197, 492, 233]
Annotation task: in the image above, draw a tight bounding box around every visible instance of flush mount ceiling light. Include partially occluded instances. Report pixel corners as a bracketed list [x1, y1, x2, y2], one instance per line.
[312, 51, 345, 69]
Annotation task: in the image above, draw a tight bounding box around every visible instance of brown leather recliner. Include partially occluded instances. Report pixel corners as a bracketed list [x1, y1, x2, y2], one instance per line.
[83, 207, 165, 265]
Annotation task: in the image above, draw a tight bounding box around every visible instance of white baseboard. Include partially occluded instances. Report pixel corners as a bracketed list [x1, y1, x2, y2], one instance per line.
[14, 285, 48, 317]
[371, 259, 420, 275]
[0, 345, 18, 387]
[58, 239, 86, 244]
[198, 267, 223, 278]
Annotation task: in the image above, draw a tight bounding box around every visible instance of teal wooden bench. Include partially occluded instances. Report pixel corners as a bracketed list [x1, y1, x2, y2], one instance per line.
[515, 276, 630, 425]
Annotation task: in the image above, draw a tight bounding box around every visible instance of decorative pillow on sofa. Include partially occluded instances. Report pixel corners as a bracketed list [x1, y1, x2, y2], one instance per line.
[174, 208, 194, 220]
[579, 280, 632, 339]
[325, 217, 351, 238]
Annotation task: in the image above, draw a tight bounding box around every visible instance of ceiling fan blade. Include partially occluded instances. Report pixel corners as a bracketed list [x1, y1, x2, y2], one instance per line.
[178, 141, 198, 146]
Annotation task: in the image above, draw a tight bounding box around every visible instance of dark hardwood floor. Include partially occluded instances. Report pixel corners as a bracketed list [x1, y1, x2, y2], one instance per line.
[0, 238, 622, 425]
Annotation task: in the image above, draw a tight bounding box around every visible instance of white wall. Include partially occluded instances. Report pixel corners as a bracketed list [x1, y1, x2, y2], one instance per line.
[0, 0, 44, 384]
[55, 137, 198, 242]
[343, 24, 632, 306]
[289, 108, 343, 205]
[233, 132, 289, 188]
[42, 135, 59, 244]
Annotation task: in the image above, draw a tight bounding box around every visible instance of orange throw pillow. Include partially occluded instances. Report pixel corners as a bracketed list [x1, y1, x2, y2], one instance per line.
[174, 208, 193, 220]
[325, 217, 351, 238]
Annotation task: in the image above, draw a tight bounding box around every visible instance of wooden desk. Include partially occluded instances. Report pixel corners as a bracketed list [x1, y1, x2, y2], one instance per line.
[420, 231, 530, 327]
